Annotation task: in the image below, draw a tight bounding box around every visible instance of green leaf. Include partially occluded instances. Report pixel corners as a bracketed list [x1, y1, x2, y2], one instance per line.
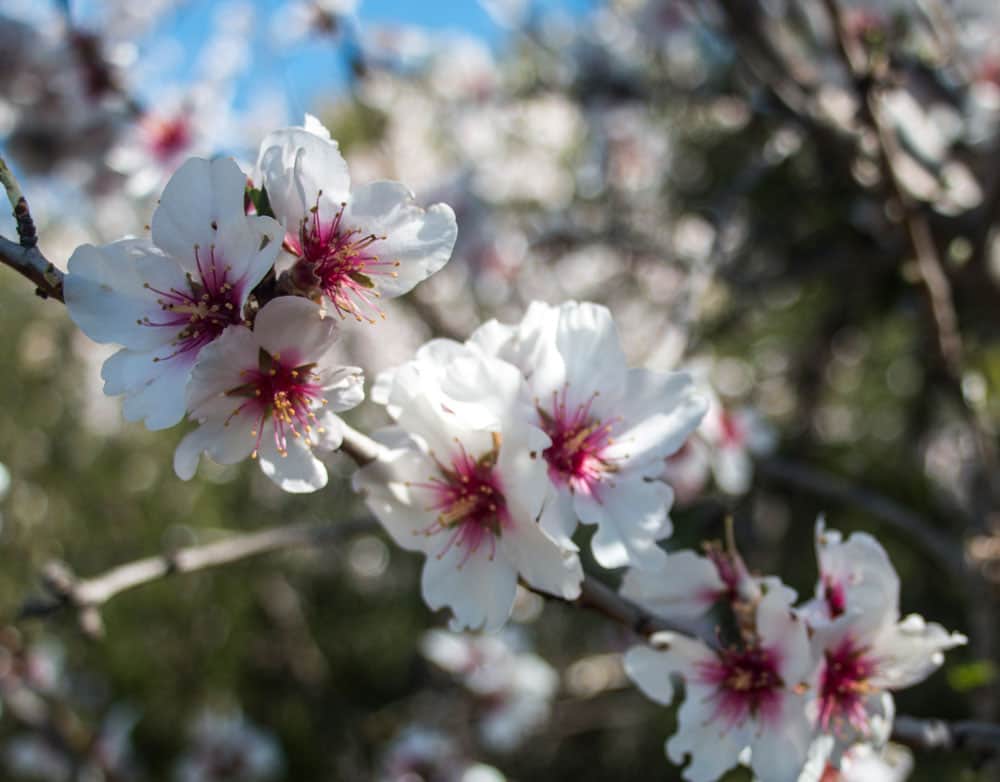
[947, 660, 998, 692]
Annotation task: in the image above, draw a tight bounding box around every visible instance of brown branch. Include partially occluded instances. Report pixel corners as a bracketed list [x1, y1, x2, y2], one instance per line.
[0, 158, 63, 301]
[19, 518, 376, 637]
[0, 234, 65, 302]
[756, 456, 968, 582]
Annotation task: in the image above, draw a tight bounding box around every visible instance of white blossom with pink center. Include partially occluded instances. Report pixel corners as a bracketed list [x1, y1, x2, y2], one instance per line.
[65, 157, 283, 431]
[663, 372, 775, 501]
[469, 301, 707, 570]
[175, 710, 282, 782]
[256, 116, 458, 322]
[174, 296, 363, 493]
[802, 521, 966, 761]
[354, 341, 583, 632]
[625, 584, 817, 782]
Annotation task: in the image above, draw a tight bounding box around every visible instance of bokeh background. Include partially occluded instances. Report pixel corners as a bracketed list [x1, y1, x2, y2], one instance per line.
[0, 0, 999, 779]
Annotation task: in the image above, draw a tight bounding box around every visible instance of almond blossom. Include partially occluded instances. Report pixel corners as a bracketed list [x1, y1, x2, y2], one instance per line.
[420, 629, 559, 751]
[470, 301, 707, 569]
[256, 116, 458, 322]
[173, 296, 363, 493]
[353, 340, 583, 631]
[663, 379, 774, 502]
[625, 584, 816, 782]
[174, 710, 282, 782]
[65, 157, 283, 430]
[803, 521, 966, 759]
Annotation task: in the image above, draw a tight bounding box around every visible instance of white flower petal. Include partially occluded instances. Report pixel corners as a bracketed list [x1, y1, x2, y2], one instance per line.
[421, 545, 518, 632]
[342, 181, 458, 299]
[258, 123, 350, 227]
[353, 428, 441, 552]
[574, 477, 672, 570]
[151, 157, 248, 260]
[65, 239, 183, 351]
[173, 410, 258, 480]
[254, 296, 336, 361]
[755, 583, 813, 683]
[620, 549, 726, 619]
[623, 644, 677, 705]
[611, 369, 707, 468]
[870, 614, 966, 690]
[554, 301, 628, 408]
[748, 700, 814, 782]
[668, 691, 749, 782]
[209, 214, 283, 295]
[257, 432, 329, 493]
[500, 517, 582, 600]
[102, 347, 194, 430]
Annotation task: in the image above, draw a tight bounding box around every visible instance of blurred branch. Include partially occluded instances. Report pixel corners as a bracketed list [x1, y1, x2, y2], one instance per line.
[821, 0, 997, 486]
[757, 456, 968, 581]
[19, 518, 376, 637]
[892, 715, 1000, 753]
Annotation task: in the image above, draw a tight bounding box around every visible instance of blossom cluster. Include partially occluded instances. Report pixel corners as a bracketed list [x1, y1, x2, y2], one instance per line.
[59, 119, 967, 781]
[623, 519, 966, 781]
[353, 299, 707, 631]
[64, 116, 457, 493]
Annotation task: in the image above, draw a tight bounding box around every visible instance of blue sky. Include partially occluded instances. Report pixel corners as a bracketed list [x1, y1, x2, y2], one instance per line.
[60, 0, 595, 117]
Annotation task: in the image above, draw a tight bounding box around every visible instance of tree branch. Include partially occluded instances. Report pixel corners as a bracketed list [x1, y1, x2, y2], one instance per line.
[756, 456, 968, 582]
[0, 234, 64, 302]
[0, 157, 63, 301]
[19, 518, 377, 637]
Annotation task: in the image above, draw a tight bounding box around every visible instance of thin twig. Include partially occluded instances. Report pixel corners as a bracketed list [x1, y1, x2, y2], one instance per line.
[892, 715, 1000, 753]
[0, 156, 37, 249]
[19, 518, 376, 636]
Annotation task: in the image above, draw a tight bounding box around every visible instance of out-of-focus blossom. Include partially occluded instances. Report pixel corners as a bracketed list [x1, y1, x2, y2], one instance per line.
[421, 629, 558, 752]
[379, 725, 506, 782]
[270, 0, 358, 47]
[174, 296, 364, 493]
[3, 704, 141, 782]
[65, 157, 282, 430]
[174, 710, 282, 782]
[833, 743, 913, 782]
[663, 374, 775, 502]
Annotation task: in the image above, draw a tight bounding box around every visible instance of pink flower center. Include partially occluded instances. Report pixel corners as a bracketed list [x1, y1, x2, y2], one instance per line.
[718, 409, 744, 447]
[412, 435, 510, 565]
[818, 636, 877, 733]
[286, 200, 400, 323]
[141, 245, 244, 362]
[143, 113, 192, 164]
[224, 348, 327, 458]
[824, 575, 847, 618]
[537, 388, 618, 500]
[697, 645, 784, 728]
